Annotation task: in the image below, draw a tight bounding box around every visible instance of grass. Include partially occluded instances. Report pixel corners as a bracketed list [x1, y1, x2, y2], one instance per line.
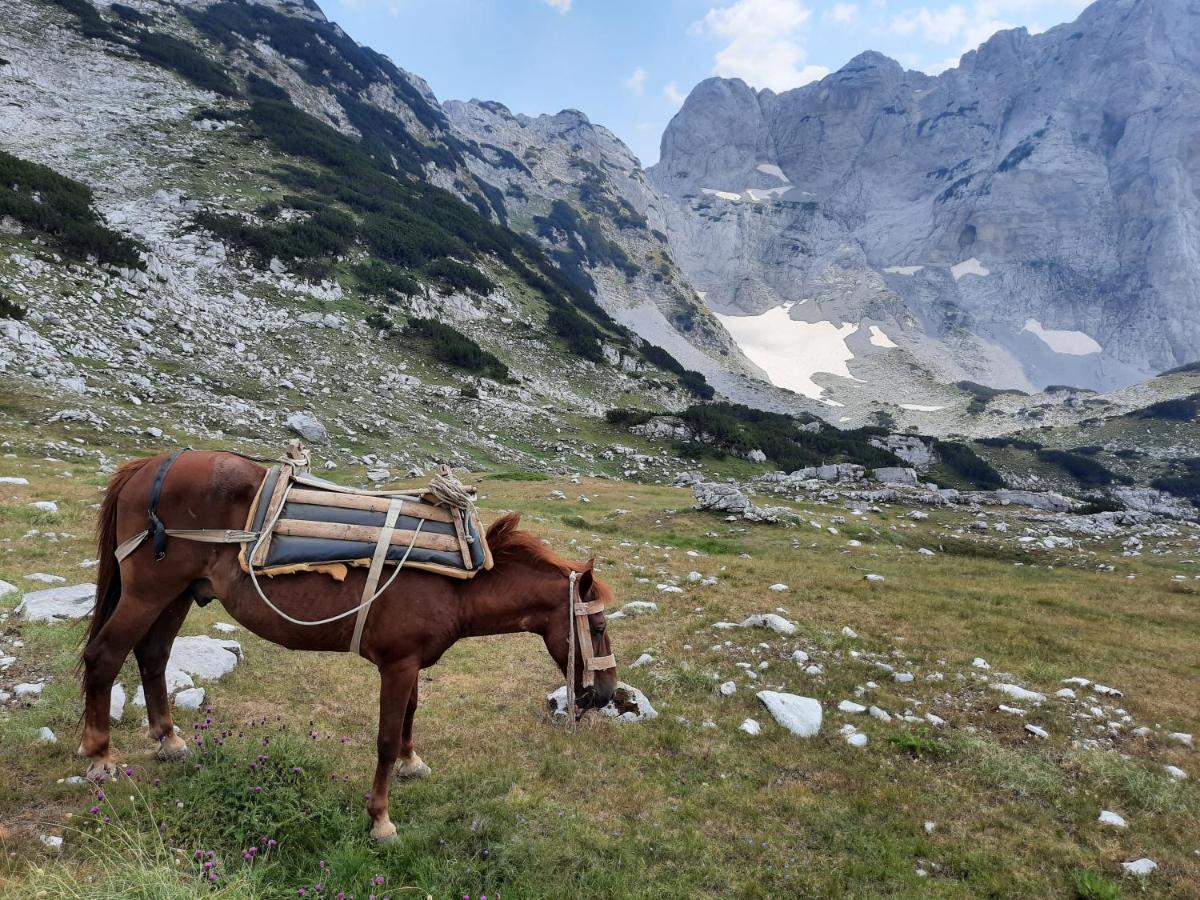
[1, 444, 1199, 897]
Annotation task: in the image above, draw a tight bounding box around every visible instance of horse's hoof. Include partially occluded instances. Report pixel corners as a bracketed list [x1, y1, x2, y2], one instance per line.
[395, 755, 431, 779]
[155, 735, 190, 761]
[86, 759, 119, 783]
[370, 819, 397, 843]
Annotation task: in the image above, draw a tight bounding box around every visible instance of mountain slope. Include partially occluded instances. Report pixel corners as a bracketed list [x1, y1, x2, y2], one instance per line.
[648, 0, 1200, 401]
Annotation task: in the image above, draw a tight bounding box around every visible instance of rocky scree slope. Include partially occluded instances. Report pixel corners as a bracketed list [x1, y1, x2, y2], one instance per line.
[0, 0, 717, 473]
[648, 0, 1200, 400]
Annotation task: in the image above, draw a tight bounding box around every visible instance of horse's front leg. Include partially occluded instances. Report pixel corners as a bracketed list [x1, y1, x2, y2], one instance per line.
[395, 676, 431, 779]
[368, 658, 419, 842]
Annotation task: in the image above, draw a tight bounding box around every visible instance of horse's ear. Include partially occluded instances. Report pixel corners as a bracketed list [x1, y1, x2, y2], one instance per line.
[577, 561, 595, 595]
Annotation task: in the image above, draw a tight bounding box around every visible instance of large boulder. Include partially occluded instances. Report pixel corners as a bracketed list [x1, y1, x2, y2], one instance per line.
[547, 682, 658, 722]
[757, 691, 822, 737]
[285, 411, 329, 445]
[15, 583, 96, 622]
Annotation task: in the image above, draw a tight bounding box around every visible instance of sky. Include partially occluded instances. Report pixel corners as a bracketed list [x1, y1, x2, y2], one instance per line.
[319, 0, 1093, 165]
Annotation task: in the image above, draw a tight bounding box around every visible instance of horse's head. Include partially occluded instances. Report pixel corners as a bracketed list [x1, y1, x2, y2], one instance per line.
[542, 560, 619, 712]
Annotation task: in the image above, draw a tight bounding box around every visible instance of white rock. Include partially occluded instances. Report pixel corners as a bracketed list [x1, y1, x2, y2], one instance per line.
[621, 601, 659, 616]
[917, 548, 935, 556]
[0, 476, 30, 485]
[841, 626, 859, 638]
[846, 731, 869, 748]
[110, 684, 126, 723]
[791, 649, 810, 664]
[630, 653, 654, 668]
[804, 664, 825, 676]
[1120, 858, 1157, 876]
[211, 622, 238, 634]
[1091, 683, 1123, 698]
[39, 835, 63, 850]
[972, 657, 991, 670]
[997, 705, 1026, 715]
[0, 580, 18, 600]
[132, 685, 146, 708]
[1167, 731, 1194, 748]
[768, 583, 789, 592]
[1062, 677, 1090, 686]
[30, 501, 59, 514]
[739, 718, 761, 735]
[739, 613, 796, 635]
[547, 681, 658, 722]
[991, 683, 1046, 704]
[719, 681, 737, 696]
[925, 713, 946, 727]
[894, 672, 914, 684]
[174, 687, 206, 710]
[167, 635, 241, 684]
[1055, 688, 1076, 699]
[838, 700, 867, 714]
[1024, 724, 1049, 739]
[15, 584, 96, 621]
[1163, 765, 1187, 781]
[869, 706, 892, 722]
[757, 691, 822, 737]
[24, 573, 66, 585]
[923, 821, 936, 833]
[15, 682, 44, 697]
[37, 726, 57, 743]
[864, 573, 885, 582]
[1098, 810, 1127, 828]
[656, 584, 683, 594]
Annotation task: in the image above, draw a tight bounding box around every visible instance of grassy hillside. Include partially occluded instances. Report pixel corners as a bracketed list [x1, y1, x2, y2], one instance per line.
[1, 437, 1197, 898]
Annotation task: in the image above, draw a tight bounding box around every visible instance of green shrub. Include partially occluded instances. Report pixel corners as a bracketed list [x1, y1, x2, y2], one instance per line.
[932, 440, 1005, 489]
[134, 32, 237, 96]
[0, 293, 26, 320]
[1131, 394, 1198, 422]
[1150, 473, 1200, 503]
[195, 206, 354, 274]
[975, 436, 1043, 451]
[605, 408, 654, 427]
[1036, 449, 1117, 485]
[405, 317, 509, 381]
[0, 150, 142, 267]
[1070, 870, 1122, 900]
[352, 261, 420, 300]
[424, 258, 494, 295]
[49, 0, 114, 38]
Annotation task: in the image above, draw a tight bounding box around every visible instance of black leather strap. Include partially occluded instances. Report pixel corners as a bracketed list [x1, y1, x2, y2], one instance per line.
[148, 450, 186, 561]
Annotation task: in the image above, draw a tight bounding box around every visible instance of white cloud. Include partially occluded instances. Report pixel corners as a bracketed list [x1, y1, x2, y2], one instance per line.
[697, 0, 829, 92]
[544, 0, 572, 12]
[827, 3, 859, 23]
[664, 81, 688, 106]
[625, 66, 648, 95]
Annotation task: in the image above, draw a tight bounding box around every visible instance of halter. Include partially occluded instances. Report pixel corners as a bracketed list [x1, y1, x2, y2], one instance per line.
[564, 570, 617, 724]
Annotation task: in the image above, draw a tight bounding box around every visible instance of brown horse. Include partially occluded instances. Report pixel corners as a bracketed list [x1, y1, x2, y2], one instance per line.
[81, 450, 618, 841]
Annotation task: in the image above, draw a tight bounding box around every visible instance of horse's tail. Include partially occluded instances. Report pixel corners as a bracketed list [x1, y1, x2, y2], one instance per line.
[85, 456, 154, 652]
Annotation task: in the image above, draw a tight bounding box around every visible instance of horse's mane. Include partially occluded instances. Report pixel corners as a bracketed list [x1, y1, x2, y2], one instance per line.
[486, 512, 584, 574]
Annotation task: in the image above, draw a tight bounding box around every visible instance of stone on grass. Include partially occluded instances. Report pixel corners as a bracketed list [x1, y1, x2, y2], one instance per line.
[1091, 683, 1123, 698]
[838, 700, 867, 714]
[30, 501, 59, 514]
[1024, 724, 1049, 739]
[1120, 858, 1157, 877]
[656, 584, 683, 594]
[991, 683, 1046, 704]
[972, 657, 991, 670]
[174, 687, 206, 711]
[39, 835, 63, 850]
[791, 649, 810, 664]
[804, 664, 825, 676]
[38, 726, 57, 743]
[1055, 688, 1076, 699]
[621, 601, 658, 616]
[757, 691, 822, 737]
[846, 731, 869, 748]
[167, 635, 241, 683]
[841, 626, 858, 638]
[869, 706, 892, 722]
[894, 672, 914, 684]
[15, 584, 96, 622]
[740, 613, 796, 636]
[0, 579, 18, 600]
[998, 705, 1026, 716]
[768, 583, 789, 592]
[1163, 765, 1187, 781]
[719, 681, 737, 697]
[739, 718, 761, 735]
[1167, 732, 1194, 748]
[212, 622, 237, 634]
[630, 653, 654, 668]
[15, 682, 44, 697]
[110, 684, 126, 723]
[0, 476, 30, 485]
[1098, 810, 1127, 828]
[864, 573, 885, 583]
[24, 573, 65, 585]
[285, 412, 329, 444]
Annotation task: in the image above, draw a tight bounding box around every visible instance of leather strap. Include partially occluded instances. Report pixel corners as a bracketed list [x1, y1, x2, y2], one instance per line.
[115, 528, 259, 562]
[147, 449, 186, 560]
[349, 498, 403, 657]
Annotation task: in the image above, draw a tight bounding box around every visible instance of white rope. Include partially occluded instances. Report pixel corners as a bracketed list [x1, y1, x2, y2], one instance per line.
[245, 515, 424, 628]
[565, 570, 578, 731]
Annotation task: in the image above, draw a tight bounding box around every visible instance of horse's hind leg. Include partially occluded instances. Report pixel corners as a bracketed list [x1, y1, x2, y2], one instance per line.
[395, 677, 431, 779]
[80, 589, 178, 781]
[368, 658, 419, 842]
[134, 592, 193, 760]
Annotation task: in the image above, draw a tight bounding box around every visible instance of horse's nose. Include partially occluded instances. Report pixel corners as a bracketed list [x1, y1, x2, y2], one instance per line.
[591, 673, 617, 709]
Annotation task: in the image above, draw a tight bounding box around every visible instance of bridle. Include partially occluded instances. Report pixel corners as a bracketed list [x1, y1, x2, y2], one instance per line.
[564, 570, 616, 725]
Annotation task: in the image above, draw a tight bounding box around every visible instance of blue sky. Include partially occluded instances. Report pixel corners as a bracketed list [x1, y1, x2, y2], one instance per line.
[320, 0, 1092, 165]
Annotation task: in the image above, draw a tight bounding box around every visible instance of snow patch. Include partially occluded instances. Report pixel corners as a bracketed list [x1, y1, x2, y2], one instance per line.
[951, 258, 990, 280]
[883, 265, 923, 275]
[868, 325, 897, 348]
[755, 163, 788, 181]
[715, 305, 859, 403]
[701, 188, 742, 202]
[1021, 319, 1102, 355]
[899, 403, 944, 412]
